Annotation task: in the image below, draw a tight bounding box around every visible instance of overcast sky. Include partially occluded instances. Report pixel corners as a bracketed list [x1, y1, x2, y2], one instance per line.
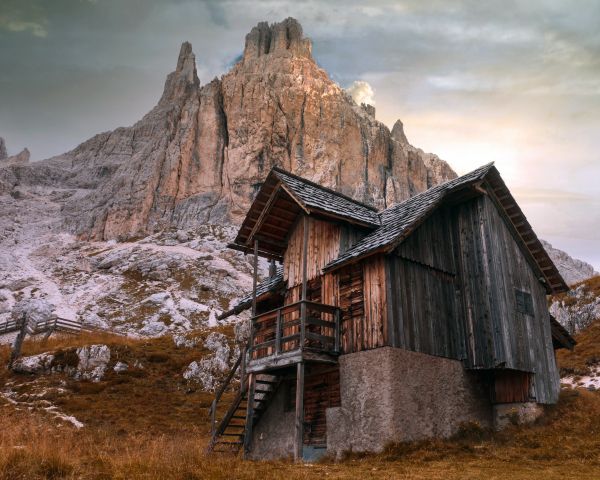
[1, 0, 599, 270]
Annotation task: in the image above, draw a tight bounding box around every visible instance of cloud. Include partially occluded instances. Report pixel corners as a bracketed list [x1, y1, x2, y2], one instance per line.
[0, 17, 47, 37]
[346, 80, 375, 106]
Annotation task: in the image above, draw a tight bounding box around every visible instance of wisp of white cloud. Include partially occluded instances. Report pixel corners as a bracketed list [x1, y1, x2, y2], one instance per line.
[346, 80, 375, 106]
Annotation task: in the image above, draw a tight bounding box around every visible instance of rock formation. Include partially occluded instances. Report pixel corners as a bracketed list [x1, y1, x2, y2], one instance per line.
[541, 240, 598, 285]
[4, 18, 456, 240]
[0, 137, 7, 160]
[0, 137, 30, 166]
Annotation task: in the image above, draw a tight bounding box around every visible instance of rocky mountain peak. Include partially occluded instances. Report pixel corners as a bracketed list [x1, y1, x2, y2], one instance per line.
[159, 41, 200, 105]
[5, 18, 457, 241]
[243, 17, 312, 62]
[0, 137, 7, 160]
[391, 120, 409, 144]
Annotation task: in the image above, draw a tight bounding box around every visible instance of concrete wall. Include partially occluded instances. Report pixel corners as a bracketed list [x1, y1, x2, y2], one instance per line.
[327, 347, 493, 457]
[248, 383, 295, 460]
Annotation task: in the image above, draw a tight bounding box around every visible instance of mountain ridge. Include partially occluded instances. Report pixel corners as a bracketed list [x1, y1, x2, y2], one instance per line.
[1, 18, 456, 241]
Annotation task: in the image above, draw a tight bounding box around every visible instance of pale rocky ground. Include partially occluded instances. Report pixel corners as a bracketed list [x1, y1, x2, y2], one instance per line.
[0, 182, 264, 339]
[550, 283, 600, 334]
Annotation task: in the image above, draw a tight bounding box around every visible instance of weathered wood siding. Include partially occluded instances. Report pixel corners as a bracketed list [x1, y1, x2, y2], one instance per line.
[455, 195, 560, 404]
[363, 256, 387, 350]
[386, 208, 466, 359]
[284, 217, 342, 288]
[337, 256, 387, 353]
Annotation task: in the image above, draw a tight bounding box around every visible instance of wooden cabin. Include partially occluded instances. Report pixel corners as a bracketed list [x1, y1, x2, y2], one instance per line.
[209, 163, 576, 460]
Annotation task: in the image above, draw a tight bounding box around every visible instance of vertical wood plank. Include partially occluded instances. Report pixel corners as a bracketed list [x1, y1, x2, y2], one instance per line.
[295, 362, 305, 462]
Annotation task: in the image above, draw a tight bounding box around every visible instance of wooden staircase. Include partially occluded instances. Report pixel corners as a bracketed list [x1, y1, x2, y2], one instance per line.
[208, 347, 281, 454]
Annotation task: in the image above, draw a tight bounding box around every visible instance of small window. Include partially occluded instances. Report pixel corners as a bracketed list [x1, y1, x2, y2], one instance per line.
[515, 289, 534, 316]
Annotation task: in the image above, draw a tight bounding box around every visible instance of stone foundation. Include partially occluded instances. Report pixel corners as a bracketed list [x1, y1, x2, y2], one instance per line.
[327, 347, 493, 458]
[248, 383, 295, 460]
[493, 402, 543, 430]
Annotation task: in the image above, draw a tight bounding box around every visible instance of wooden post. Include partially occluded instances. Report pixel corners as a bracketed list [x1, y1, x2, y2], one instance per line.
[275, 309, 282, 355]
[300, 215, 309, 348]
[251, 239, 259, 317]
[244, 373, 256, 455]
[240, 345, 247, 394]
[334, 309, 341, 354]
[8, 313, 27, 370]
[294, 361, 305, 462]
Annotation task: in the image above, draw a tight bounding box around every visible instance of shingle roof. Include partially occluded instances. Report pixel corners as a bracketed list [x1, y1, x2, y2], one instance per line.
[273, 168, 381, 227]
[323, 163, 495, 271]
[217, 266, 284, 320]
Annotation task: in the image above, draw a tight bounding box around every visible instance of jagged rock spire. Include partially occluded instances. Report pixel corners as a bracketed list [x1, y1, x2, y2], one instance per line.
[243, 17, 312, 62]
[0, 137, 7, 160]
[159, 41, 200, 104]
[391, 119, 409, 144]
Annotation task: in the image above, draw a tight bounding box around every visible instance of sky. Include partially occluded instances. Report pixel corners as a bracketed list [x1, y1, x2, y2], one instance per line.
[0, 0, 599, 270]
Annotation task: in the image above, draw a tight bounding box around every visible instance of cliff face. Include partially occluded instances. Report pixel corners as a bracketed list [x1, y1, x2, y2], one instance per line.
[38, 18, 456, 240]
[541, 240, 599, 286]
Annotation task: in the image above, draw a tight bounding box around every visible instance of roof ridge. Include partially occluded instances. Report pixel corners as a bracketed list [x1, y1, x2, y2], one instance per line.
[272, 166, 380, 213]
[379, 161, 496, 218]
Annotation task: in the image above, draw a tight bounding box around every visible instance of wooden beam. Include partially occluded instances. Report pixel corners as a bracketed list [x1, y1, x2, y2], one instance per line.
[294, 362, 305, 462]
[252, 240, 258, 317]
[301, 215, 309, 301]
[247, 184, 282, 246]
[243, 373, 256, 455]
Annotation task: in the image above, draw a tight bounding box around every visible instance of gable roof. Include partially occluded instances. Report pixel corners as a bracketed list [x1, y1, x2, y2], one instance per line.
[323, 163, 494, 271]
[231, 167, 380, 259]
[217, 266, 284, 320]
[322, 163, 569, 294]
[273, 168, 380, 227]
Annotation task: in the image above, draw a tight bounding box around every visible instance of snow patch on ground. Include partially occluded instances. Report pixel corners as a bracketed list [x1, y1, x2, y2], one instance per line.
[562, 365, 600, 391]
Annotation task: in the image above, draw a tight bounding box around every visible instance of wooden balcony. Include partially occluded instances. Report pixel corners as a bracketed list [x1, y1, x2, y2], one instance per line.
[247, 300, 341, 373]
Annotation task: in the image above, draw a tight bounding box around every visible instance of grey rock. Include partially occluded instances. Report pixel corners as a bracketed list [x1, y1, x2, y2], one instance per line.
[541, 240, 598, 285]
[75, 344, 111, 382]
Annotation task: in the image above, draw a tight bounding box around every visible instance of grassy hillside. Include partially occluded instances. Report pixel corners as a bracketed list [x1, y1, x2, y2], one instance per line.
[555, 276, 600, 377]
[1, 326, 600, 479]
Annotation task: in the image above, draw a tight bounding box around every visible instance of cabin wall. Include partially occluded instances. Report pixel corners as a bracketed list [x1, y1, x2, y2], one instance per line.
[385, 208, 465, 359]
[326, 347, 492, 458]
[337, 256, 387, 353]
[455, 195, 560, 403]
[283, 217, 342, 288]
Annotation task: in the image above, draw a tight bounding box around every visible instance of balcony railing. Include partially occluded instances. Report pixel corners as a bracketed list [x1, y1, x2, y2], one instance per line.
[249, 300, 341, 362]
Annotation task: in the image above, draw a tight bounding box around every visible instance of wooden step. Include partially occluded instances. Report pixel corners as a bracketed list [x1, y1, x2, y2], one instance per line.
[254, 388, 274, 394]
[221, 432, 244, 437]
[255, 379, 277, 385]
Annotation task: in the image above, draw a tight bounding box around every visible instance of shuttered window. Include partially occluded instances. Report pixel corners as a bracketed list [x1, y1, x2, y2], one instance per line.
[515, 289, 534, 316]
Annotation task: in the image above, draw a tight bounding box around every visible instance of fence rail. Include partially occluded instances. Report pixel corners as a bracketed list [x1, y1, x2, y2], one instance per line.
[0, 316, 95, 337]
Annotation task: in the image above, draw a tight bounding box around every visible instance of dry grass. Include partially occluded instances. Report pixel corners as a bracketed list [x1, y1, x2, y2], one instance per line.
[557, 317, 600, 377]
[1, 329, 600, 479]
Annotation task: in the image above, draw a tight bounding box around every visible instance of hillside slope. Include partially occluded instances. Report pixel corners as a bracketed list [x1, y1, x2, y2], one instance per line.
[1, 330, 600, 479]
